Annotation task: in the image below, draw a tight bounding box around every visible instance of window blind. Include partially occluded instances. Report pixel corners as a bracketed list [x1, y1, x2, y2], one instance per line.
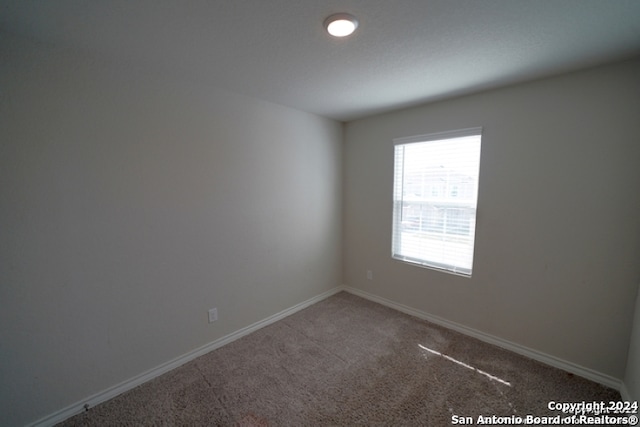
[392, 128, 482, 276]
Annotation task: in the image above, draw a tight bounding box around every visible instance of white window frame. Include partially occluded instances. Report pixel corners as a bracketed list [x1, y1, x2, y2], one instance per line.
[392, 127, 482, 277]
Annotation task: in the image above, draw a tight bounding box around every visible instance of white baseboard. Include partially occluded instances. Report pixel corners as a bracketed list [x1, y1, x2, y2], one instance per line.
[31, 284, 625, 426]
[29, 286, 344, 427]
[343, 286, 623, 392]
[620, 383, 631, 401]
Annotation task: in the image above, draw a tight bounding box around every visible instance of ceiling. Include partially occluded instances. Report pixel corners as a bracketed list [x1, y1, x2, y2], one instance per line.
[2, 0, 640, 121]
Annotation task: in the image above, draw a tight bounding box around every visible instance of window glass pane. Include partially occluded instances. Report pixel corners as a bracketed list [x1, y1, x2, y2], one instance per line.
[392, 130, 481, 276]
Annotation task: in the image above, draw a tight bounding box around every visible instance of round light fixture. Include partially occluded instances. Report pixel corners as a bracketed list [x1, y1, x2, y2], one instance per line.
[324, 13, 358, 37]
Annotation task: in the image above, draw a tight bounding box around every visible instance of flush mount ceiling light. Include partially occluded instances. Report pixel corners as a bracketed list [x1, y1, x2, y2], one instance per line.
[324, 13, 358, 37]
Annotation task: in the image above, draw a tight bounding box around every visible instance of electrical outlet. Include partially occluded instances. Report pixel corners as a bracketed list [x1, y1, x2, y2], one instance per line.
[366, 270, 373, 280]
[208, 307, 218, 323]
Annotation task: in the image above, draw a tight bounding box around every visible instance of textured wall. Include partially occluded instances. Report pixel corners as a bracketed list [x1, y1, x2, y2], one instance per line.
[0, 34, 342, 426]
[344, 58, 640, 381]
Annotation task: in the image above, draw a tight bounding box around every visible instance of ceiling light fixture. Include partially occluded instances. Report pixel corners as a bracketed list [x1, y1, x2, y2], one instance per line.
[324, 13, 358, 37]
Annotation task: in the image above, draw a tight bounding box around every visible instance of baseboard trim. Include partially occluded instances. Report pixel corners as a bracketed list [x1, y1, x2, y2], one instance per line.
[619, 382, 634, 402]
[29, 286, 344, 427]
[343, 286, 622, 391]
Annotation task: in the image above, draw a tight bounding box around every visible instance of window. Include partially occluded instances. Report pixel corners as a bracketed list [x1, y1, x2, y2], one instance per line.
[392, 128, 482, 276]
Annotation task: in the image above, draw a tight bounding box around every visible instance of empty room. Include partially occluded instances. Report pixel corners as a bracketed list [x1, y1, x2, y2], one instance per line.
[1, 1, 640, 426]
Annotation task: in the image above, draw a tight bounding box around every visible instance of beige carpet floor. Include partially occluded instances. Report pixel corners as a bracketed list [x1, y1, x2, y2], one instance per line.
[59, 292, 620, 426]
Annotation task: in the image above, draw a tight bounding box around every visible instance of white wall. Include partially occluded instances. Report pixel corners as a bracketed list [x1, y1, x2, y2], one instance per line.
[0, 34, 342, 426]
[344, 58, 640, 381]
[624, 283, 640, 400]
